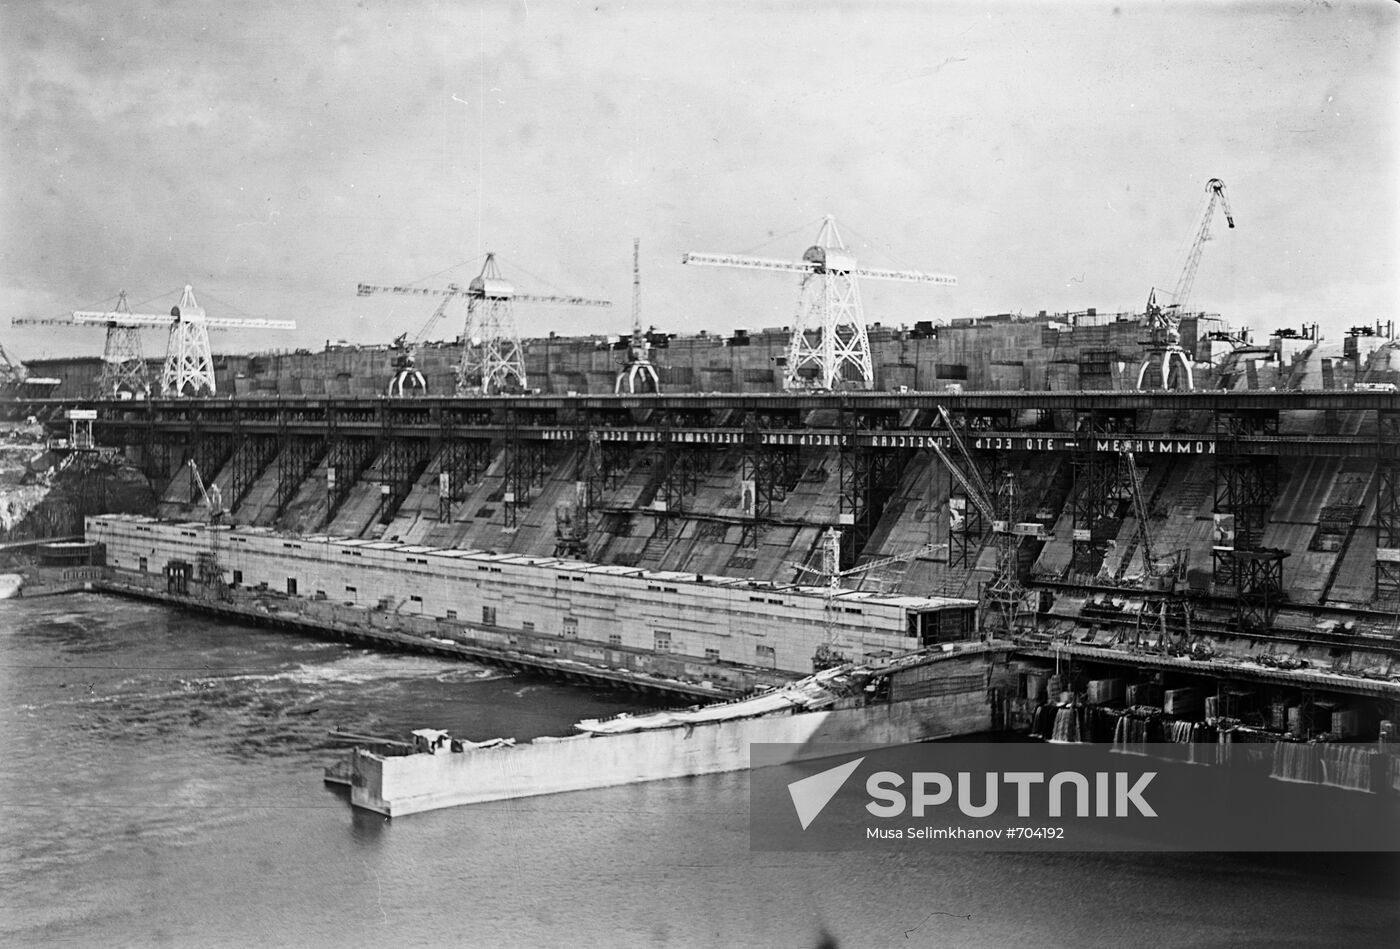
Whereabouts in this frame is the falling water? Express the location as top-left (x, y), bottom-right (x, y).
top-left (1113, 713), bottom-right (1146, 754)
top-left (1048, 704), bottom-right (1083, 744)
top-left (1319, 744), bottom-right (1375, 792)
top-left (1271, 742), bottom-right (1321, 785)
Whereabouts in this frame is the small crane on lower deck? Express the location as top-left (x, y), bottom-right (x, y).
top-left (187, 459), bottom-right (224, 523)
top-left (790, 528), bottom-right (948, 671)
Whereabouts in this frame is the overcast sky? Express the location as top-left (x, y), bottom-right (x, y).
top-left (2, 0), bottom-right (1395, 360)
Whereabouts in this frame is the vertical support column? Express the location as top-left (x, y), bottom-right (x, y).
top-left (1235, 549), bottom-right (1287, 631)
top-left (142, 403), bottom-right (173, 484)
top-left (228, 434), bottom-right (278, 514)
top-left (739, 417), bottom-right (768, 549)
top-left (940, 409), bottom-right (978, 570)
top-left (274, 434), bottom-right (323, 520)
top-left (437, 409), bottom-right (460, 524)
top-left (981, 472), bottom-right (1027, 638)
top-left (1212, 409), bottom-right (1279, 589)
top-left (436, 407), bottom-right (495, 523)
top-left (836, 404), bottom-right (904, 571)
top-left (1064, 411), bottom-right (1131, 579)
top-left (1376, 410), bottom-right (1400, 603)
top-left (323, 405), bottom-right (376, 526)
top-left (554, 428), bottom-right (600, 557)
top-left (502, 411), bottom-right (524, 529)
top-left (654, 432), bottom-right (709, 540)
top-left (188, 408), bottom-right (233, 500)
top-left (654, 422), bottom-right (678, 541)
top-left (1070, 410), bottom-right (1119, 576)
top-left (501, 411), bottom-right (548, 530)
top-left (375, 403), bottom-right (430, 526)
top-left (945, 443), bottom-right (983, 572)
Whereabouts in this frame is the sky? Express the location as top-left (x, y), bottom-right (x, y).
top-left (2, 0), bottom-right (1396, 361)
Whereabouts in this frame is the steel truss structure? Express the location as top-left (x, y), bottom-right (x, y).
top-left (227, 435), bottom-right (279, 514)
top-left (1377, 410), bottom-right (1400, 603)
top-left (739, 418), bottom-right (800, 549)
top-left (275, 435), bottom-right (324, 520)
top-left (1212, 410), bottom-right (1280, 589)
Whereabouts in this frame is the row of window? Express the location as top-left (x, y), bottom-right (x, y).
top-left (748, 595), bottom-right (787, 606)
top-left (174, 557), bottom-right (779, 665)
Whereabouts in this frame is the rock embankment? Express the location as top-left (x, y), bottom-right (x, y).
top-left (0, 425), bottom-right (157, 541)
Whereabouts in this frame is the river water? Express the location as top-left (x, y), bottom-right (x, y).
top-left (2, 594), bottom-right (1396, 948)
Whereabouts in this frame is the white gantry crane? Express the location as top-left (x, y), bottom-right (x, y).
top-left (14, 290), bottom-right (150, 396)
top-left (357, 253), bottom-right (611, 396)
top-left (615, 238), bottom-right (661, 395)
top-left (683, 215), bottom-right (955, 390)
top-left (1137, 178), bottom-right (1235, 391)
top-left (15, 286), bottom-right (296, 397)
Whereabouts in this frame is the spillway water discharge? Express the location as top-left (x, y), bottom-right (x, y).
top-left (3, 594), bottom-right (1397, 948)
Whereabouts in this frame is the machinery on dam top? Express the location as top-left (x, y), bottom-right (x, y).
top-left (684, 215), bottom-right (956, 392)
top-left (358, 252), bottom-right (611, 397)
top-left (12, 285), bottom-right (296, 398)
top-left (1138, 178), bottom-right (1236, 391)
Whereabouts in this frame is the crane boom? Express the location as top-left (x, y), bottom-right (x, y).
top-left (935, 405), bottom-right (994, 501)
top-left (186, 459), bottom-right (224, 520)
top-left (839, 541), bottom-right (947, 578)
top-left (72, 312), bottom-right (296, 329)
top-left (790, 527), bottom-right (946, 592)
top-left (361, 254), bottom-right (611, 396)
top-left (682, 251), bottom-right (955, 285)
top-left (357, 282), bottom-right (611, 308)
top-left (929, 439), bottom-right (996, 522)
top-left (514, 293), bottom-right (612, 307)
top-left (1121, 451), bottom-right (1157, 574)
top-left (1169, 177), bottom-right (1234, 317)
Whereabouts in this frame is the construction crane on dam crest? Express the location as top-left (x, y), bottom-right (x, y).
top-left (358, 253), bottom-right (611, 396)
top-left (12, 286), bottom-right (296, 397)
top-left (1137, 178), bottom-right (1235, 391)
top-left (683, 215), bottom-right (955, 391)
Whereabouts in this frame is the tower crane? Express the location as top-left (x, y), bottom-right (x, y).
top-left (13, 291), bottom-right (150, 395)
top-left (1138, 178), bottom-right (1235, 391)
top-left (357, 253), bottom-right (611, 395)
top-left (13, 286), bottom-right (296, 397)
top-left (615, 238), bottom-right (661, 394)
top-left (683, 215), bottom-right (955, 390)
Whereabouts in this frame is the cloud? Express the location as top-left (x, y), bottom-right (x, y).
top-left (1, 1), bottom-right (1395, 354)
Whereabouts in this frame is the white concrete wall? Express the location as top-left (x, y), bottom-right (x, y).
top-left (89, 515), bottom-right (977, 675)
top-left (357, 687), bottom-right (993, 816)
